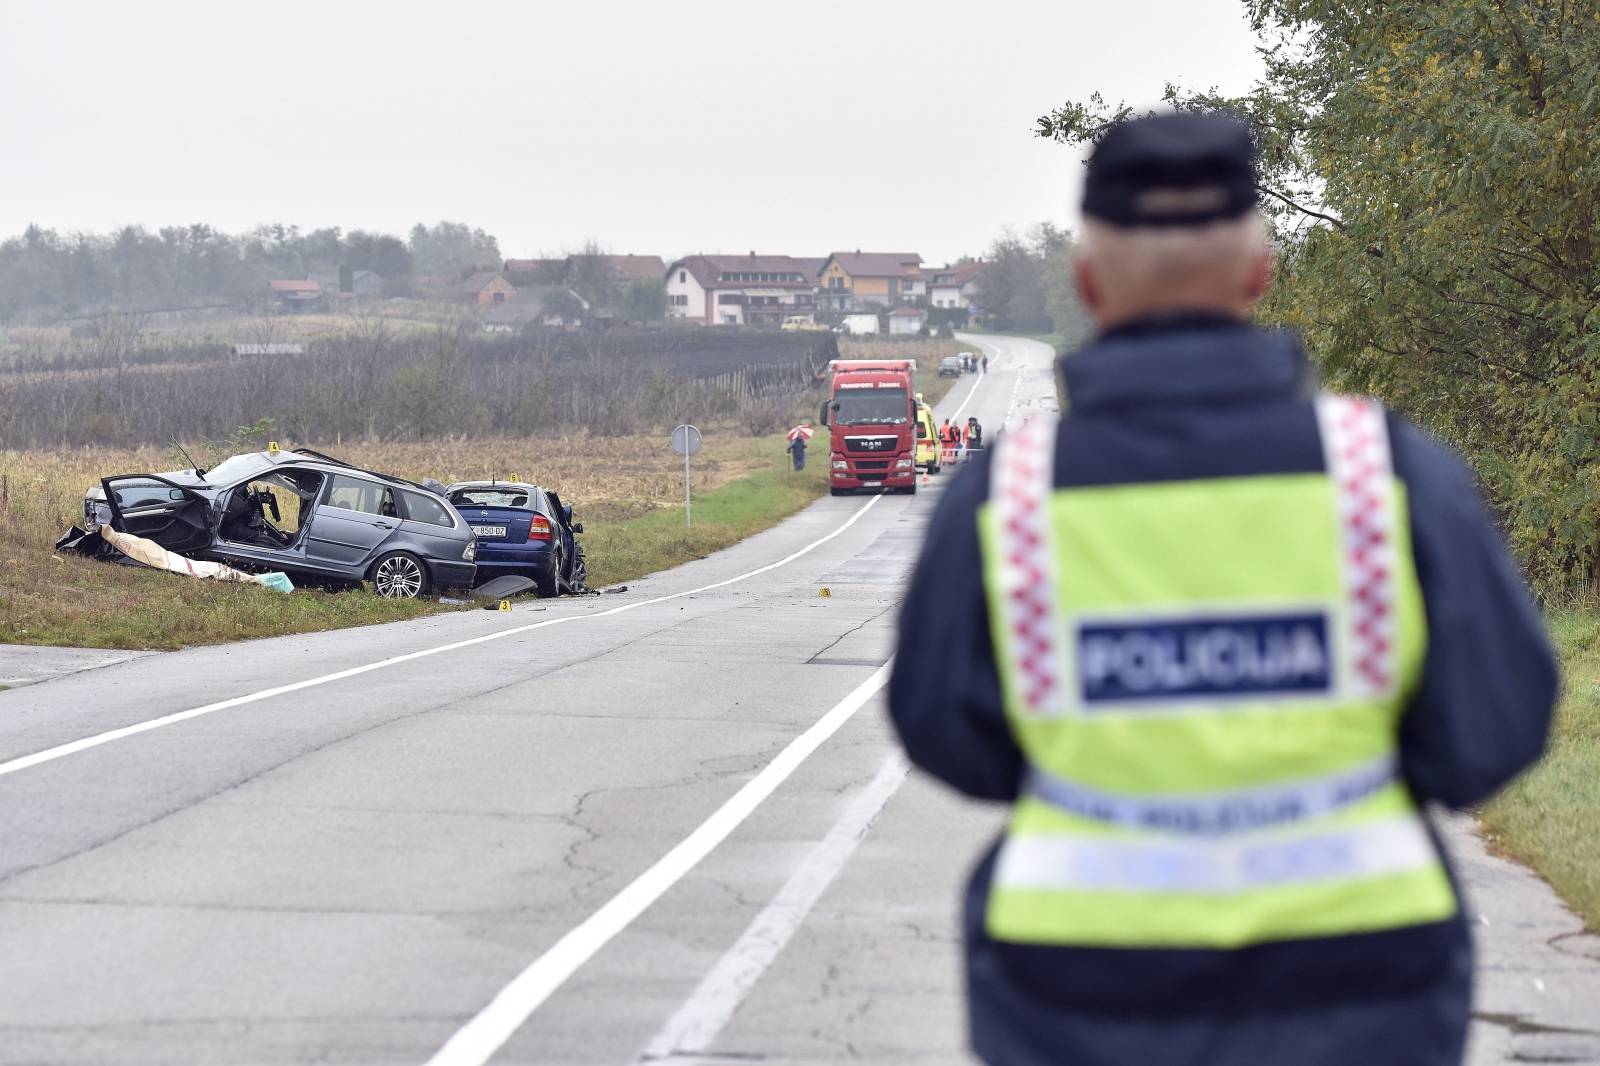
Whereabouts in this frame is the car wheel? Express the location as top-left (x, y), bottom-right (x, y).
top-left (371, 552), bottom-right (430, 599)
top-left (543, 550), bottom-right (564, 598)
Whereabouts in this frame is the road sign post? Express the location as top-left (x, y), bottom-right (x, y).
top-left (671, 424), bottom-right (702, 528)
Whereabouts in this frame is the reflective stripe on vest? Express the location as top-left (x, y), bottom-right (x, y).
top-left (1025, 752), bottom-right (1397, 837)
top-left (991, 417), bottom-right (1065, 717)
top-left (1316, 394), bottom-right (1399, 700)
top-left (993, 814), bottom-right (1436, 893)
top-left (980, 396), bottom-right (1456, 949)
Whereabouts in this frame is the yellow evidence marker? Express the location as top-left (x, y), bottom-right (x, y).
top-left (819, 587), bottom-right (831, 598)
top-left (498, 599), bottom-right (513, 612)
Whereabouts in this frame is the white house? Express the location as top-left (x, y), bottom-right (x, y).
top-left (927, 262), bottom-right (983, 309)
top-left (664, 253), bottom-right (822, 326)
top-left (665, 260), bottom-right (709, 322)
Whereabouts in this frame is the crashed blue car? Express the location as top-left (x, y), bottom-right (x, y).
top-left (445, 482), bottom-right (587, 597)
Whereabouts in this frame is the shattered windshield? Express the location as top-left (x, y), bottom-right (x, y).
top-left (833, 387), bottom-right (909, 426)
top-left (203, 453), bottom-right (275, 487)
top-left (452, 489), bottom-right (533, 509)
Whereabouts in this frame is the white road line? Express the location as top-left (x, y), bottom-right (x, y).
top-left (1006, 363), bottom-right (1025, 425)
top-left (0, 496), bottom-right (886, 780)
top-left (635, 750), bottom-right (909, 1065)
top-left (948, 365), bottom-right (985, 422)
top-left (422, 663), bottom-right (894, 1066)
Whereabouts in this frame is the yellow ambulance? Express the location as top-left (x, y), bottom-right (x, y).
top-left (914, 395), bottom-right (940, 474)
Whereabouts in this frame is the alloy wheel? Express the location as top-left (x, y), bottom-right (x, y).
top-left (374, 555), bottom-right (425, 598)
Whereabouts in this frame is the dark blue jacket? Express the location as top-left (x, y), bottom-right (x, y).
top-left (888, 316), bottom-right (1558, 1066)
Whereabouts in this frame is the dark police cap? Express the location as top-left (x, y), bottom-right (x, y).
top-left (1082, 112), bottom-right (1259, 227)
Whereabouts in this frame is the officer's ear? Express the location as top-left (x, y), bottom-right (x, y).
top-left (1074, 257), bottom-right (1103, 316)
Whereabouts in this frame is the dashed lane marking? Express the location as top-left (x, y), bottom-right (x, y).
top-left (634, 750), bottom-right (909, 1065)
top-left (423, 664), bottom-right (894, 1066)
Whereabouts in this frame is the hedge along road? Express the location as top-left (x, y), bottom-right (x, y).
top-left (0, 335), bottom-right (1048, 1066)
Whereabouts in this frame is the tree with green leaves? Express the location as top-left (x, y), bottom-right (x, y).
top-left (621, 278), bottom-right (666, 323)
top-left (1039, 1), bottom-right (1600, 595)
top-left (406, 221), bottom-right (501, 280)
top-left (977, 224), bottom-right (1069, 334)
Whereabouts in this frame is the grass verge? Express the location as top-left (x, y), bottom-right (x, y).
top-left (583, 438), bottom-right (827, 588)
top-left (0, 430), bottom-right (827, 651)
top-left (1480, 608), bottom-right (1600, 929)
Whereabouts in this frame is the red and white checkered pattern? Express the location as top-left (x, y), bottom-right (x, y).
top-left (1316, 395), bottom-right (1399, 700)
top-left (992, 417), bottom-right (1064, 717)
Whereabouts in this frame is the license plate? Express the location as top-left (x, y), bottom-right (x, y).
top-left (862, 481), bottom-right (882, 488)
top-left (472, 525), bottom-right (508, 538)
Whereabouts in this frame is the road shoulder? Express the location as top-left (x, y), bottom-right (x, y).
top-left (0, 644), bottom-right (159, 689)
top-left (1443, 812), bottom-right (1600, 1063)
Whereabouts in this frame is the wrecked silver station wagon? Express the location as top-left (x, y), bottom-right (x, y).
top-left (76, 448), bottom-right (476, 598)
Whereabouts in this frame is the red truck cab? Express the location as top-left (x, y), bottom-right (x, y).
top-left (819, 359), bottom-right (918, 495)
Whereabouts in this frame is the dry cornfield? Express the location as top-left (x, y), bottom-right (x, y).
top-left (0, 430), bottom-right (777, 552)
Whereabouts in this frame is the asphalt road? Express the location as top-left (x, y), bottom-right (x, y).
top-left (2, 333), bottom-right (1595, 1066)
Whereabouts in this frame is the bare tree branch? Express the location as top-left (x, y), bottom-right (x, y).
top-left (1255, 184), bottom-right (1348, 231)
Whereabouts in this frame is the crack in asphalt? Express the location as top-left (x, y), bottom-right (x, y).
top-left (804, 603), bottom-right (896, 660)
top-left (554, 786), bottom-right (610, 899)
top-left (0, 704), bottom-right (435, 892)
top-left (1548, 927), bottom-right (1600, 962)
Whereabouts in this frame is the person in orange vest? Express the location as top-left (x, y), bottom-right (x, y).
top-left (939, 418), bottom-right (959, 465)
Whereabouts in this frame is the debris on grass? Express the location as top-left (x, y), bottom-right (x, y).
top-left (57, 525), bottom-right (292, 592)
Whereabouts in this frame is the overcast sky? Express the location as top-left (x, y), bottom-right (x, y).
top-left (0, 0), bottom-right (1264, 265)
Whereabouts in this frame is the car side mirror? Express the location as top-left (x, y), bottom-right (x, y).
top-left (168, 488), bottom-right (186, 501)
top-left (819, 401), bottom-right (829, 427)
top-left (573, 522), bottom-right (584, 534)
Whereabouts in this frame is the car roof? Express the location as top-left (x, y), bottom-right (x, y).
top-left (233, 448), bottom-right (441, 496)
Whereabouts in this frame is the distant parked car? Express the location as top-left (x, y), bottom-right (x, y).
top-left (938, 355), bottom-right (962, 377)
top-left (79, 448), bottom-right (476, 598)
top-left (446, 482), bottom-right (587, 597)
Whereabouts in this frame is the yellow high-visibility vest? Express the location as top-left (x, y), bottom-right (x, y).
top-left (978, 397), bottom-right (1456, 949)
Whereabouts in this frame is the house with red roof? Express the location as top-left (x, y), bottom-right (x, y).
top-left (267, 278), bottom-right (321, 311)
top-left (664, 253), bottom-right (821, 326)
top-left (927, 261), bottom-right (984, 310)
top-left (816, 251), bottom-right (923, 311)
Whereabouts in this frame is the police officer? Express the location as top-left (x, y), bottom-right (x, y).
top-left (964, 416), bottom-right (983, 459)
top-left (888, 112), bottom-right (1557, 1066)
